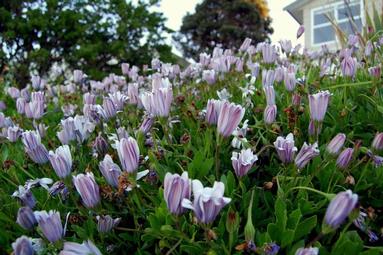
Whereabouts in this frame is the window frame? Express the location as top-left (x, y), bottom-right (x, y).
top-left (311, 0), bottom-right (364, 47)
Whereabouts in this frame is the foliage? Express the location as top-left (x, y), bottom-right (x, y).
top-left (0, 0), bottom-right (174, 84)
top-left (174, 0), bottom-right (273, 59)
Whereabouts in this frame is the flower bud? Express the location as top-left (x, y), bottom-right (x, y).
top-left (73, 173), bottom-right (100, 208)
top-left (116, 137), bottom-right (140, 173)
top-left (17, 206), bottom-right (37, 230)
top-left (93, 134), bottom-right (109, 156)
top-left (206, 99), bottom-right (223, 125)
top-left (96, 215), bottom-right (121, 233)
top-left (264, 105), bottom-right (277, 124)
top-left (308, 90), bottom-right (331, 122)
top-left (164, 172), bottom-right (191, 215)
top-left (99, 154), bottom-right (122, 188)
top-left (336, 148), bottom-right (354, 169)
top-left (372, 132), bottom-right (383, 151)
top-left (21, 131), bottom-right (49, 164)
top-left (296, 25), bottom-right (305, 39)
top-left (12, 236), bottom-right (34, 255)
top-left (324, 190), bottom-right (358, 231)
top-left (49, 145), bottom-right (72, 178)
top-left (326, 133), bottom-right (346, 155)
top-left (217, 101), bottom-right (245, 137)
top-left (295, 247), bottom-right (318, 255)
top-left (34, 210), bottom-right (63, 243)
top-left (139, 116), bottom-right (154, 135)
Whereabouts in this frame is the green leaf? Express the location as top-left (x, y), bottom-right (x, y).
top-left (332, 231), bottom-right (363, 255)
top-left (294, 215), bottom-right (317, 241)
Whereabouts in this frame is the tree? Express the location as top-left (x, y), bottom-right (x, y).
top-left (0, 0), bottom-right (174, 84)
top-left (174, 0), bottom-right (273, 59)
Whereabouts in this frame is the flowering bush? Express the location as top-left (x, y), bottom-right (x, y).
top-left (1, 32), bottom-right (383, 255)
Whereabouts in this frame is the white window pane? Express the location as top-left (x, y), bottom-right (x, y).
top-left (338, 18), bottom-right (362, 34)
top-left (314, 26), bottom-right (335, 44)
top-left (314, 10), bottom-right (334, 25)
top-left (338, 4), bottom-right (360, 20)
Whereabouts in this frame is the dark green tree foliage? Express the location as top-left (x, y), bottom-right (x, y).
top-left (175, 0), bottom-right (273, 59)
top-left (0, 0), bottom-right (174, 83)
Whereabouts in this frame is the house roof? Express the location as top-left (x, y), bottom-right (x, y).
top-left (283, 0), bottom-right (312, 25)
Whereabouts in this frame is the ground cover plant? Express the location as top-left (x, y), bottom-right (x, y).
top-left (1, 30), bottom-right (383, 254)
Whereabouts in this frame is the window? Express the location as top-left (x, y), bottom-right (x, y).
top-left (312, 0), bottom-right (363, 45)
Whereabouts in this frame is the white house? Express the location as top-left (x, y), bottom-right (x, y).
top-left (284, 0), bottom-right (382, 51)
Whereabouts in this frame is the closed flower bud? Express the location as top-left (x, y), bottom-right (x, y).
top-left (296, 25), bottom-right (305, 39)
top-left (34, 210), bottom-right (63, 243)
top-left (127, 83), bottom-right (139, 105)
top-left (73, 173), bottom-right (100, 208)
top-left (341, 56), bottom-right (357, 77)
top-left (206, 99), bottom-right (223, 125)
top-left (48, 145), bottom-right (72, 178)
top-left (21, 131), bottom-right (49, 164)
top-left (217, 101), bottom-right (245, 137)
top-left (262, 69), bottom-right (275, 87)
top-left (261, 43), bottom-right (277, 64)
top-left (372, 132), bottom-right (383, 151)
top-left (164, 172), bottom-right (191, 215)
top-left (327, 133), bottom-right (346, 155)
top-left (295, 247), bottom-right (318, 255)
top-left (280, 40), bottom-right (292, 54)
top-left (99, 154), bottom-right (122, 188)
top-left (231, 149), bottom-right (258, 177)
top-left (264, 104), bottom-right (277, 124)
top-left (8, 87), bottom-right (21, 99)
top-left (141, 87), bottom-right (173, 117)
top-left (324, 190), bottom-right (358, 230)
top-left (116, 137), bottom-right (140, 173)
top-left (202, 70), bottom-right (217, 85)
top-left (31, 75), bottom-right (46, 90)
top-left (365, 40), bottom-right (373, 57)
top-left (308, 90), bottom-right (331, 121)
top-left (73, 70), bottom-right (84, 83)
top-left (16, 97), bottom-right (26, 114)
top-left (336, 148), bottom-right (354, 169)
top-left (93, 134), bottom-right (109, 156)
top-left (12, 236), bottom-right (34, 255)
top-left (182, 180), bottom-right (231, 224)
top-left (96, 215), bottom-right (121, 233)
top-left (83, 93), bottom-right (96, 105)
top-left (274, 133), bottom-right (298, 164)
top-left (368, 66), bottom-right (381, 78)
top-left (264, 85), bottom-right (275, 105)
top-left (99, 97), bottom-right (117, 120)
top-left (17, 206), bottom-right (37, 230)
top-left (295, 142), bottom-right (320, 169)
top-left (139, 116), bottom-right (154, 135)
top-left (284, 71), bottom-right (296, 91)
top-left (7, 126), bottom-right (22, 142)
top-left (308, 120), bottom-right (316, 136)
top-left (108, 91), bottom-right (127, 111)
top-left (239, 38), bottom-right (252, 52)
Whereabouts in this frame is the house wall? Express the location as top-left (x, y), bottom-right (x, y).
top-left (302, 0), bottom-right (383, 51)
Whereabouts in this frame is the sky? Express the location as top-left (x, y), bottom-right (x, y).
top-left (157, 0), bottom-right (304, 54)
